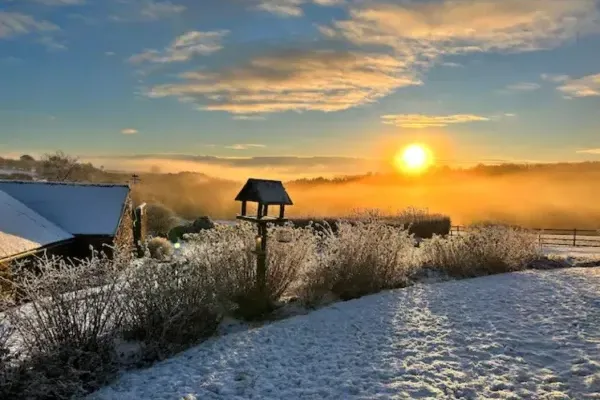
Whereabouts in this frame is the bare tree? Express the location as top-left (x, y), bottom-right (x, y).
top-left (40, 151), bottom-right (80, 181)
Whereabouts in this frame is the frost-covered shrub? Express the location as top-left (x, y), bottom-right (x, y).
top-left (145, 203), bottom-right (178, 237)
top-left (0, 316), bottom-right (15, 394)
top-left (185, 223), bottom-right (315, 319)
top-left (147, 237), bottom-right (174, 260)
top-left (298, 219), bottom-right (419, 304)
top-left (422, 225), bottom-right (541, 277)
top-left (3, 254), bottom-right (127, 399)
top-left (122, 257), bottom-right (221, 361)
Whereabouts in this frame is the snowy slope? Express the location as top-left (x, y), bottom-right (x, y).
top-left (90, 268), bottom-right (600, 400)
top-left (0, 181), bottom-right (129, 235)
top-left (0, 190), bottom-right (73, 260)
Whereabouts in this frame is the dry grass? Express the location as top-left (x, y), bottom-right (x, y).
top-left (121, 257), bottom-right (221, 361)
top-left (422, 225), bottom-right (541, 277)
top-left (297, 218), bottom-right (419, 305)
top-left (147, 237), bottom-right (174, 260)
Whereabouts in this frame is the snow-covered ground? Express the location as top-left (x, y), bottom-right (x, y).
top-left (90, 268), bottom-right (600, 400)
top-left (543, 245), bottom-right (600, 262)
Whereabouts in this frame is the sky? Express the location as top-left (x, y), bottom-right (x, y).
top-left (1, 0), bottom-right (600, 178)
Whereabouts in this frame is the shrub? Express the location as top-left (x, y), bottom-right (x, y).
top-left (0, 313), bottom-right (15, 394)
top-left (185, 223), bottom-right (314, 320)
top-left (297, 218), bottom-right (418, 305)
top-left (422, 225), bottom-right (541, 277)
top-left (145, 203), bottom-right (178, 237)
top-left (3, 254), bottom-right (127, 399)
top-left (147, 237), bottom-right (174, 260)
top-left (122, 257), bottom-right (221, 361)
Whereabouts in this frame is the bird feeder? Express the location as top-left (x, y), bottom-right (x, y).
top-left (235, 178), bottom-right (293, 293)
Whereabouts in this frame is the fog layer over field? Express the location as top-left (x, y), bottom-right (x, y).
top-left (130, 163), bottom-right (600, 229)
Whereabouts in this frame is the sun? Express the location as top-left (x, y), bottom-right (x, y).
top-left (394, 144), bottom-right (433, 174)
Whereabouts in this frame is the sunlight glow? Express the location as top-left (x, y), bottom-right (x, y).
top-left (394, 144), bottom-right (433, 174)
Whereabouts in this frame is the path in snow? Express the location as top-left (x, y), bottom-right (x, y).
top-left (91, 268), bottom-right (600, 400)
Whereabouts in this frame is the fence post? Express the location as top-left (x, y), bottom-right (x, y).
top-left (573, 228), bottom-right (577, 247)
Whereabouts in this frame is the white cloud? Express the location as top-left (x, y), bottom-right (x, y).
top-left (576, 148), bottom-right (600, 154)
top-left (31, 0), bottom-right (85, 5)
top-left (225, 144), bottom-right (267, 150)
top-left (0, 12), bottom-right (58, 39)
top-left (541, 73), bottom-right (570, 83)
top-left (256, 0), bottom-right (345, 17)
top-left (130, 30), bottom-right (229, 64)
top-left (146, 50), bottom-right (420, 115)
top-left (504, 82), bottom-right (541, 92)
top-left (381, 114), bottom-right (490, 128)
top-left (121, 128), bottom-right (138, 134)
top-left (105, 51), bottom-right (116, 56)
top-left (442, 62), bottom-right (463, 68)
top-left (557, 73), bottom-right (600, 98)
top-left (323, 0), bottom-right (599, 64)
top-left (140, 1), bottom-right (185, 21)
top-left (38, 36), bottom-right (67, 52)
top-left (232, 115), bottom-right (267, 121)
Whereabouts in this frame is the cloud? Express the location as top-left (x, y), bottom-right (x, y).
top-left (381, 114), bottom-right (490, 128)
top-left (30, 0), bottom-right (85, 5)
top-left (576, 148), bottom-right (600, 154)
top-left (0, 12), bottom-right (58, 39)
top-left (323, 0), bottom-right (599, 62)
top-left (111, 1), bottom-right (185, 22)
top-left (504, 82), bottom-right (541, 92)
top-left (442, 62), bottom-right (463, 68)
top-left (105, 51), bottom-right (116, 56)
top-left (38, 36), bottom-right (68, 52)
top-left (256, 0), bottom-right (345, 17)
top-left (232, 115), bottom-right (266, 121)
top-left (557, 73), bottom-right (600, 98)
top-left (541, 73), bottom-right (570, 83)
top-left (146, 49), bottom-right (420, 115)
top-left (129, 30), bottom-right (229, 64)
top-left (121, 128), bottom-right (138, 134)
top-left (225, 144), bottom-right (267, 150)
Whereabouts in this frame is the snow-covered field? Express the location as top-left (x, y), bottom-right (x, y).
top-left (90, 268), bottom-right (600, 400)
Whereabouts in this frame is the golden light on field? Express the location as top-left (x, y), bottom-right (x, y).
top-left (394, 144), bottom-right (433, 174)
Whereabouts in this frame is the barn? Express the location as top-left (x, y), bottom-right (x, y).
top-left (0, 181), bottom-right (135, 266)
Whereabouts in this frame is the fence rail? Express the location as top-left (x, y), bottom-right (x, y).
top-left (450, 226), bottom-right (600, 248)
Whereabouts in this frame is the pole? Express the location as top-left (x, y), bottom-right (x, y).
top-left (573, 228), bottom-right (577, 247)
top-left (256, 222), bottom-right (268, 300)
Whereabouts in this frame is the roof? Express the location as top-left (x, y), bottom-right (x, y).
top-left (0, 181), bottom-right (130, 236)
top-left (235, 178), bottom-right (293, 205)
top-left (0, 190), bottom-right (74, 261)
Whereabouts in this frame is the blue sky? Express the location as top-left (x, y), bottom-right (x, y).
top-left (1, 0), bottom-right (600, 177)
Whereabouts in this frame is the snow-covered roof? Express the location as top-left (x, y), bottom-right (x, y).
top-left (0, 190), bottom-right (74, 260)
top-left (0, 181), bottom-right (130, 236)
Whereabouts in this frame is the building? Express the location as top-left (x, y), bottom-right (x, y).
top-left (0, 181), bottom-right (135, 266)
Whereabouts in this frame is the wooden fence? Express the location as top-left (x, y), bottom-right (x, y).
top-left (450, 226), bottom-right (600, 248)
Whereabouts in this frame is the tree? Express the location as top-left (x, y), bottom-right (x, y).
top-left (40, 151), bottom-right (80, 181)
top-left (19, 154), bottom-right (35, 162)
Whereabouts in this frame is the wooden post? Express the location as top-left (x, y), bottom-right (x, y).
top-left (264, 204), bottom-right (269, 217)
top-left (573, 228), bottom-right (577, 247)
top-left (279, 205), bottom-right (285, 219)
top-left (256, 222), bottom-right (268, 300)
top-left (257, 203), bottom-right (264, 219)
top-left (241, 201), bottom-right (247, 216)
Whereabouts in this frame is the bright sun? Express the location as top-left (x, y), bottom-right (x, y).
top-left (394, 144), bottom-right (433, 174)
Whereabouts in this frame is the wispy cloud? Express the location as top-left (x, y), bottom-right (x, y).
top-left (121, 128), bottom-right (138, 134)
top-left (38, 36), bottom-right (67, 52)
top-left (255, 0), bottom-right (345, 17)
top-left (322, 0), bottom-right (599, 65)
top-left (442, 62), bottom-right (463, 68)
top-left (146, 49), bottom-right (420, 115)
top-left (0, 12), bottom-right (58, 39)
top-left (541, 73), bottom-right (570, 83)
top-left (381, 114), bottom-right (490, 129)
top-left (576, 148), bottom-right (600, 155)
top-left (557, 73), bottom-right (600, 98)
top-left (225, 144), bottom-right (267, 150)
top-left (503, 82), bottom-right (542, 92)
top-left (105, 51), bottom-right (116, 56)
top-left (30, 0), bottom-right (85, 5)
top-left (111, 0), bottom-right (185, 22)
top-left (129, 30), bottom-right (229, 64)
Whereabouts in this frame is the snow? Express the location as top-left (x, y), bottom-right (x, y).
top-left (0, 181), bottom-right (130, 235)
top-left (0, 189), bottom-right (73, 260)
top-left (90, 268), bottom-right (600, 400)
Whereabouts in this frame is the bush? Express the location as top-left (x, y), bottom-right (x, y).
top-left (145, 203), bottom-right (178, 237)
top-left (122, 258), bottom-right (221, 361)
top-left (147, 237), bottom-right (174, 260)
top-left (0, 314), bottom-right (15, 394)
top-left (184, 223), bottom-right (314, 320)
top-left (3, 254), bottom-right (127, 399)
top-left (422, 225), bottom-right (541, 277)
top-left (297, 218), bottom-right (418, 305)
